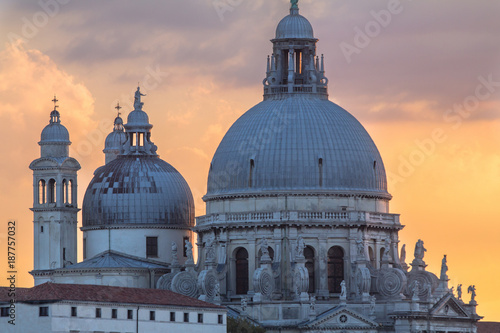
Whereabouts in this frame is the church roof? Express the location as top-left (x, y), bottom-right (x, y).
top-left (0, 283), bottom-right (224, 309)
top-left (206, 96), bottom-right (389, 200)
top-left (477, 322), bottom-right (500, 333)
top-left (64, 250), bottom-right (169, 269)
top-left (82, 155), bottom-right (194, 228)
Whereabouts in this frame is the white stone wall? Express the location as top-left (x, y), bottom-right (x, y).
top-left (83, 228), bottom-right (194, 264)
top-left (0, 301), bottom-right (226, 333)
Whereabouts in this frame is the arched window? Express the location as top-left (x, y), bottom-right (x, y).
top-left (369, 246), bottom-right (376, 268)
top-left (69, 179), bottom-right (74, 205)
top-left (305, 246), bottom-right (315, 293)
top-left (47, 179), bottom-right (56, 204)
top-left (380, 248), bottom-right (385, 267)
top-left (235, 248), bottom-right (249, 295)
top-left (38, 179), bottom-right (46, 204)
top-left (327, 246), bottom-right (344, 293)
top-left (62, 179), bottom-right (68, 204)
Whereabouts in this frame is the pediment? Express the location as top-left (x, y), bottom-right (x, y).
top-left (60, 158), bottom-right (81, 169)
top-left (30, 157), bottom-right (81, 170)
top-left (30, 157), bottom-right (60, 169)
top-left (430, 293), bottom-right (470, 318)
top-left (302, 306), bottom-right (378, 330)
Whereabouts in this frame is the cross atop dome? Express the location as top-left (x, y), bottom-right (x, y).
top-left (49, 95), bottom-right (61, 124)
top-left (115, 102), bottom-right (122, 118)
top-left (52, 95), bottom-right (59, 111)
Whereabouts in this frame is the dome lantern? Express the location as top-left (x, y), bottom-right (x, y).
top-left (263, 0), bottom-right (328, 100)
top-left (103, 102), bottom-right (127, 164)
top-left (39, 96), bottom-right (71, 158)
top-left (122, 87), bottom-right (158, 156)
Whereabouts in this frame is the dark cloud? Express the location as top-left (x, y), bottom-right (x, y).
top-left (2, 0), bottom-right (499, 122)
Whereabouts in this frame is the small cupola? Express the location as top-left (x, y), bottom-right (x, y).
top-left (39, 96), bottom-right (71, 158)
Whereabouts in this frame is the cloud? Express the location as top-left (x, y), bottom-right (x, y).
top-left (0, 41), bottom-right (95, 226)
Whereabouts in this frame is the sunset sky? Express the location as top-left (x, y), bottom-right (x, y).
top-left (0, 0), bottom-right (499, 321)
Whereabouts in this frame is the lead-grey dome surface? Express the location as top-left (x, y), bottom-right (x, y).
top-left (206, 95), bottom-right (390, 199)
top-left (83, 155), bottom-right (194, 228)
top-left (275, 12), bottom-right (314, 39)
top-left (40, 122), bottom-right (70, 143)
top-left (104, 130), bottom-right (126, 150)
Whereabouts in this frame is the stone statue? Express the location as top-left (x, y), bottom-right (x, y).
top-left (241, 297), bottom-right (248, 312)
top-left (134, 86), bottom-right (146, 110)
top-left (309, 295), bottom-right (316, 312)
top-left (414, 239), bottom-right (426, 260)
top-left (260, 238), bottom-right (269, 257)
top-left (214, 282), bottom-right (221, 297)
top-left (383, 238), bottom-right (391, 259)
top-left (171, 241), bottom-right (179, 265)
top-left (296, 236), bottom-right (305, 258)
top-left (185, 239), bottom-right (194, 264)
top-left (356, 236), bottom-right (365, 258)
top-left (425, 282), bottom-right (433, 299)
top-left (468, 285), bottom-right (476, 302)
top-left (440, 255), bottom-right (448, 280)
top-left (205, 237), bottom-right (216, 261)
top-left (457, 284), bottom-right (462, 301)
top-left (370, 295), bottom-right (376, 315)
top-left (400, 244), bottom-right (407, 264)
top-left (412, 281), bottom-right (420, 299)
top-left (340, 280), bottom-right (347, 298)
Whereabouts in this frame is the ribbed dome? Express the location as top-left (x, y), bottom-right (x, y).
top-left (127, 110), bottom-right (150, 126)
top-left (275, 11), bottom-right (314, 39)
top-left (104, 130), bottom-right (126, 150)
top-left (82, 155), bottom-right (194, 228)
top-left (40, 123), bottom-right (70, 143)
top-left (206, 95), bottom-right (390, 199)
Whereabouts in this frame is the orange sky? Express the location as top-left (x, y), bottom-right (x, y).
top-left (0, 0), bottom-right (499, 321)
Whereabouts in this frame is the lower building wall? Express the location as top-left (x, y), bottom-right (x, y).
top-left (0, 302), bottom-right (226, 333)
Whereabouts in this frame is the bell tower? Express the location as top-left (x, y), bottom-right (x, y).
top-left (29, 97), bottom-right (81, 282)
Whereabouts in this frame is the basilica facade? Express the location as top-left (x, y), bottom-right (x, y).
top-left (28, 1), bottom-right (481, 332)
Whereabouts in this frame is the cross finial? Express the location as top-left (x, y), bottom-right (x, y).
top-left (115, 102), bottom-right (122, 117)
top-left (52, 95), bottom-right (59, 110)
top-left (291, 0), bottom-right (299, 10)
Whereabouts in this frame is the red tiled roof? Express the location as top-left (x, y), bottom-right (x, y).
top-left (0, 283), bottom-right (223, 310)
top-left (478, 322), bottom-right (500, 333)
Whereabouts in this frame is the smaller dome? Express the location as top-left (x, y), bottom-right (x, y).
top-left (40, 111), bottom-right (70, 144)
top-left (104, 131), bottom-right (126, 150)
top-left (114, 116), bottom-right (124, 125)
top-left (275, 11), bottom-right (314, 39)
top-left (127, 110), bottom-right (149, 126)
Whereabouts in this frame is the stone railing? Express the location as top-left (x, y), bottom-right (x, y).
top-left (196, 210), bottom-right (400, 227)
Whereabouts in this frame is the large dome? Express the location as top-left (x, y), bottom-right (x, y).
top-left (83, 155), bottom-right (194, 228)
top-left (206, 95), bottom-right (390, 199)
